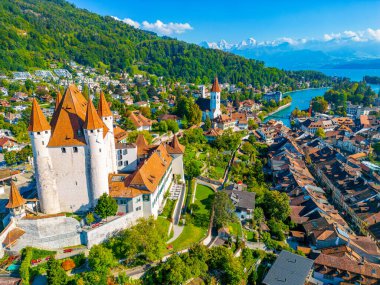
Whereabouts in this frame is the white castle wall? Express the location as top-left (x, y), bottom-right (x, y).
top-left (49, 146), bottom-right (92, 213)
top-left (210, 91), bottom-right (221, 119)
top-left (84, 211), bottom-right (143, 248)
top-left (85, 128), bottom-right (109, 206)
top-left (102, 115), bottom-right (117, 174)
top-left (30, 130), bottom-right (61, 214)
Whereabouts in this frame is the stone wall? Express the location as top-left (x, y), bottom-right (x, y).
top-left (83, 211), bottom-right (143, 248)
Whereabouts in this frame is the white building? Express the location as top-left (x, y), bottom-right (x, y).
top-left (196, 77), bottom-right (222, 120)
top-left (29, 85), bottom-right (117, 214)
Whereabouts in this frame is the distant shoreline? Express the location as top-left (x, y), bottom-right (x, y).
top-left (263, 102), bottom-right (292, 119)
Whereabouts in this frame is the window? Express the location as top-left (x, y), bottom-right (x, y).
top-left (136, 206), bottom-right (141, 211)
top-left (123, 149), bottom-right (128, 155)
top-left (99, 148), bottom-right (102, 152)
top-left (118, 161), bottom-right (123, 166)
top-left (90, 130), bottom-right (94, 133)
top-left (124, 161), bottom-right (129, 166)
top-left (37, 132), bottom-right (41, 135)
top-left (73, 147), bottom-right (78, 153)
top-left (143, 194), bottom-right (150, 202)
top-left (61, 147), bottom-right (66, 153)
top-left (42, 141), bottom-right (44, 145)
top-left (45, 131), bottom-right (48, 134)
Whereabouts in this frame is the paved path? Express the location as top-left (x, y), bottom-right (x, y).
top-left (166, 224), bottom-right (184, 244)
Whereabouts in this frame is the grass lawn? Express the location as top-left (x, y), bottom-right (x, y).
top-left (168, 224), bottom-right (207, 252)
top-left (229, 222), bottom-right (243, 237)
top-left (165, 185), bottom-right (214, 253)
top-left (160, 199), bottom-right (175, 220)
top-left (245, 230), bottom-right (255, 241)
top-left (156, 216), bottom-right (171, 240)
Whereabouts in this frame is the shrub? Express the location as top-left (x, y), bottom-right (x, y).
top-left (61, 259), bottom-right (76, 271)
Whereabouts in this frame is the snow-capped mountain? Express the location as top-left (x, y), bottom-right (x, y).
top-left (199, 33), bottom-right (380, 70)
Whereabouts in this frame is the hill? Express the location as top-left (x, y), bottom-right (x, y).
top-left (0, 0), bottom-right (329, 86)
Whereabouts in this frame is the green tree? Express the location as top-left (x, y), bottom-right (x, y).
top-left (94, 193), bottom-right (118, 220)
top-left (88, 244), bottom-right (116, 274)
top-left (204, 116), bottom-right (211, 130)
top-left (259, 190), bottom-right (290, 222)
top-left (315, 127), bottom-right (326, 139)
top-left (166, 119), bottom-right (179, 133)
top-left (86, 212), bottom-right (95, 225)
top-left (47, 257), bottom-right (68, 285)
top-left (213, 192), bottom-right (237, 229)
top-left (312, 96), bottom-right (328, 113)
top-left (185, 160), bottom-right (201, 179)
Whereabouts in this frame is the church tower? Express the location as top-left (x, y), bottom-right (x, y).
top-left (97, 92), bottom-right (117, 174)
top-left (28, 99), bottom-right (60, 214)
top-left (210, 77), bottom-right (221, 119)
top-left (84, 99), bottom-right (109, 206)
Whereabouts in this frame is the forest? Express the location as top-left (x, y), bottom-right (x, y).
top-left (0, 0), bottom-right (332, 87)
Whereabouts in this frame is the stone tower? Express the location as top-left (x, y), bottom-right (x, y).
top-left (210, 76), bottom-right (221, 119)
top-left (97, 92), bottom-right (117, 174)
top-left (84, 99), bottom-right (109, 206)
top-left (28, 99), bottom-right (61, 214)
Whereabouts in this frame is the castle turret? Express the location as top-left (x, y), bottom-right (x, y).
top-left (6, 181), bottom-right (26, 219)
top-left (97, 92), bottom-right (117, 174)
top-left (84, 99), bottom-right (109, 206)
top-left (55, 91), bottom-right (62, 110)
top-left (210, 77), bottom-right (221, 119)
top-left (28, 99), bottom-right (60, 214)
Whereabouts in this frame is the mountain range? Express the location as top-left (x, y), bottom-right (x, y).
top-left (200, 35), bottom-right (380, 70)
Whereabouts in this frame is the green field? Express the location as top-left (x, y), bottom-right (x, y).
top-left (167, 185), bottom-right (214, 252)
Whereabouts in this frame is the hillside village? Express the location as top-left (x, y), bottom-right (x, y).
top-left (0, 58), bottom-right (378, 285)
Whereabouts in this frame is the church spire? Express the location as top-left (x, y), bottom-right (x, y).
top-left (211, 76), bottom-right (221, 92)
top-left (28, 98), bottom-right (51, 132)
top-left (84, 99), bottom-right (104, 130)
top-left (97, 91), bottom-right (112, 117)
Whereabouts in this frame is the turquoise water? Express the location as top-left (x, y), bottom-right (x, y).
top-left (317, 69), bottom-right (380, 82)
top-left (264, 88), bottom-right (329, 126)
top-left (7, 264), bottom-right (20, 271)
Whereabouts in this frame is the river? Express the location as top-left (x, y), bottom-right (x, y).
top-left (264, 88), bottom-right (329, 126)
top-left (264, 69), bottom-right (380, 126)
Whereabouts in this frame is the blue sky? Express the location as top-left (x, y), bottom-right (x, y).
top-left (70, 0), bottom-right (380, 44)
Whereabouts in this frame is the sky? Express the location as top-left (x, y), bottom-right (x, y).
top-left (69, 0), bottom-right (380, 44)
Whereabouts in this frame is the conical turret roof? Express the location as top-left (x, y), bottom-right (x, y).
top-left (6, 181), bottom-right (26, 209)
top-left (28, 98), bottom-right (51, 132)
top-left (211, 76), bottom-right (221, 92)
top-left (55, 91), bottom-right (62, 110)
top-left (84, 99), bottom-right (105, 130)
top-left (97, 91), bottom-right (112, 117)
top-left (166, 134), bottom-right (185, 154)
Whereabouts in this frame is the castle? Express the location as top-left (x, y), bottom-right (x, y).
top-left (196, 77), bottom-right (222, 120)
top-left (28, 84), bottom-right (184, 216)
top-left (0, 84), bottom-right (185, 254)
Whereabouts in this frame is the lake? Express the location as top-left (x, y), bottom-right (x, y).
top-left (264, 88), bottom-right (329, 126)
top-left (264, 69), bottom-right (380, 126)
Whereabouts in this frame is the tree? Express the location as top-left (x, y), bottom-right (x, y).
top-left (139, 106), bottom-right (151, 118)
top-left (253, 206), bottom-right (264, 226)
top-left (61, 259), bottom-right (76, 271)
top-left (126, 130), bottom-right (153, 144)
top-left (204, 116), bottom-right (211, 130)
top-left (94, 193), bottom-right (118, 220)
top-left (88, 244), bottom-right (116, 274)
top-left (259, 190), bottom-right (290, 222)
top-left (86, 212), bottom-right (95, 225)
top-left (185, 160), bottom-right (201, 179)
top-left (120, 117), bottom-right (136, 131)
top-left (166, 119), bottom-right (179, 133)
top-left (315, 127), bottom-right (326, 139)
top-left (373, 142), bottom-right (380, 156)
top-left (213, 192), bottom-right (237, 229)
top-left (47, 257), bottom-right (68, 285)
top-left (312, 96), bottom-right (328, 113)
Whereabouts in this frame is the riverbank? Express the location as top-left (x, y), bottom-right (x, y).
top-left (263, 102), bottom-right (292, 119)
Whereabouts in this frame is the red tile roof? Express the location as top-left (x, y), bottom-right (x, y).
top-left (211, 77), bottom-right (221, 92)
top-left (97, 91), bottom-right (112, 117)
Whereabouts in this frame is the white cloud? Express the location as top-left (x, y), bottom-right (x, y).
top-left (367, 28), bottom-right (380, 41)
top-left (142, 20), bottom-right (193, 35)
top-left (323, 32), bottom-right (341, 41)
top-left (112, 16), bottom-right (193, 35)
top-left (121, 18), bottom-right (140, 29)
